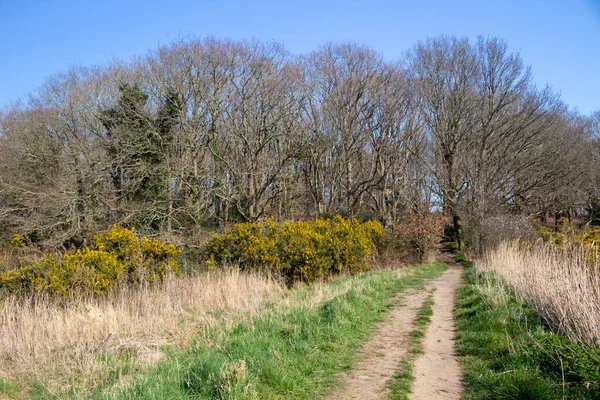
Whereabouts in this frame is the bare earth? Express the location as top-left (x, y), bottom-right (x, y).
top-left (329, 255), bottom-right (463, 400)
top-left (330, 289), bottom-right (430, 400)
top-left (410, 258), bottom-right (463, 399)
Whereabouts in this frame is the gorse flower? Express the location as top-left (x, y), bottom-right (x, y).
top-left (10, 234), bottom-right (25, 247)
top-left (536, 219), bottom-right (600, 265)
top-left (204, 217), bottom-right (383, 283)
top-left (0, 225), bottom-right (181, 298)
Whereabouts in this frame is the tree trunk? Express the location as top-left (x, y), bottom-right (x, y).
top-left (166, 172), bottom-right (173, 234)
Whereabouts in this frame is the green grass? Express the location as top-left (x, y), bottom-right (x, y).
top-left (0, 379), bottom-right (20, 398)
top-left (454, 255), bottom-right (600, 400)
top-left (388, 291), bottom-right (436, 399)
top-left (387, 360), bottom-right (414, 400)
top-left (414, 296), bottom-right (434, 328)
top-left (35, 262), bottom-right (446, 399)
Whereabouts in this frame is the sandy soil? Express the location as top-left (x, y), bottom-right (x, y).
top-left (329, 289), bottom-right (430, 400)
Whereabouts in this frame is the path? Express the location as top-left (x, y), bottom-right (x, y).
top-left (329, 252), bottom-right (463, 400)
top-left (329, 289), bottom-right (429, 400)
top-left (410, 252), bottom-right (463, 399)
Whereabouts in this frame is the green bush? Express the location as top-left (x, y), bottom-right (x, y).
top-left (0, 225), bottom-right (181, 298)
top-left (204, 216), bottom-right (384, 283)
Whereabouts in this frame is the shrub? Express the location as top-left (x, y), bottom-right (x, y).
top-left (389, 212), bottom-right (446, 262)
top-left (204, 216), bottom-right (383, 283)
top-left (0, 225), bottom-right (181, 298)
top-left (10, 234), bottom-right (25, 247)
top-left (203, 221), bottom-right (278, 271)
top-left (0, 233), bottom-right (38, 275)
top-left (535, 219), bottom-right (600, 265)
top-left (536, 217), bottom-right (572, 247)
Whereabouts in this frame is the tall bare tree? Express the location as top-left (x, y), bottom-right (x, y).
top-left (0, 35), bottom-right (593, 251)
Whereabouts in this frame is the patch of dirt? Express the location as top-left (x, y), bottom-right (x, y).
top-left (410, 253), bottom-right (463, 399)
top-left (329, 289), bottom-right (429, 400)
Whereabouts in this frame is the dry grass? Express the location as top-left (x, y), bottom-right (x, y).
top-left (0, 263), bottom-right (400, 396)
top-left (0, 269), bottom-right (285, 395)
top-left (478, 241), bottom-right (600, 346)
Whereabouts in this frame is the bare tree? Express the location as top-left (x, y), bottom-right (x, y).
top-left (408, 36), bottom-right (479, 246)
top-left (464, 37), bottom-right (561, 249)
top-left (211, 41), bottom-right (303, 221)
top-left (0, 35), bottom-right (593, 251)
top-left (301, 43), bottom-right (392, 217)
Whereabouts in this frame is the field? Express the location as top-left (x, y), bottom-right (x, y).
top-left (3, 217), bottom-right (600, 399)
top-left (1, 262), bottom-right (447, 399)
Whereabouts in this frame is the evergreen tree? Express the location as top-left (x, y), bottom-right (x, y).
top-left (100, 85), bottom-right (181, 230)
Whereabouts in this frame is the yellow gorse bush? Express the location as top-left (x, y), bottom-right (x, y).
top-left (536, 218), bottom-right (572, 247)
top-left (0, 225), bottom-right (181, 298)
top-left (574, 226), bottom-right (600, 248)
top-left (204, 216), bottom-right (383, 283)
top-left (10, 234), bottom-right (25, 247)
top-left (535, 218), bottom-right (600, 265)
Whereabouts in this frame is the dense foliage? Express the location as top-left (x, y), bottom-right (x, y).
top-left (0, 225), bottom-right (180, 298)
top-left (204, 216), bottom-right (383, 283)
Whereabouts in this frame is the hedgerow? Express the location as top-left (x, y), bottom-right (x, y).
top-left (203, 216), bottom-right (384, 283)
top-left (0, 225), bottom-right (180, 298)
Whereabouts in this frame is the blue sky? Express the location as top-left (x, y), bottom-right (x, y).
top-left (1, 0), bottom-right (599, 114)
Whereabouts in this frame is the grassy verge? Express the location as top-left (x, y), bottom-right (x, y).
top-left (454, 254), bottom-right (600, 400)
top-left (0, 380), bottom-right (20, 399)
top-left (28, 262), bottom-right (446, 399)
top-left (387, 291), bottom-right (436, 400)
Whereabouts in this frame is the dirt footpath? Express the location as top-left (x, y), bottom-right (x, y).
top-left (329, 257), bottom-right (463, 400)
top-left (329, 289), bottom-right (430, 400)
top-left (410, 260), bottom-right (463, 399)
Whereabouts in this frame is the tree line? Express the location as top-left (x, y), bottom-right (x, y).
top-left (0, 35), bottom-right (598, 250)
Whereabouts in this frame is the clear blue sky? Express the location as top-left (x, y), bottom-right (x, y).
top-left (1, 0), bottom-right (599, 114)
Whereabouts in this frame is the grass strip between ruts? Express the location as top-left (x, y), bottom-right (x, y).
top-left (387, 290), bottom-right (436, 399)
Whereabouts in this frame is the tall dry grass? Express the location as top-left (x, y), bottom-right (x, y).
top-left (0, 262), bottom-right (393, 396)
top-left (478, 241), bottom-right (600, 346)
top-left (0, 269), bottom-right (284, 394)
